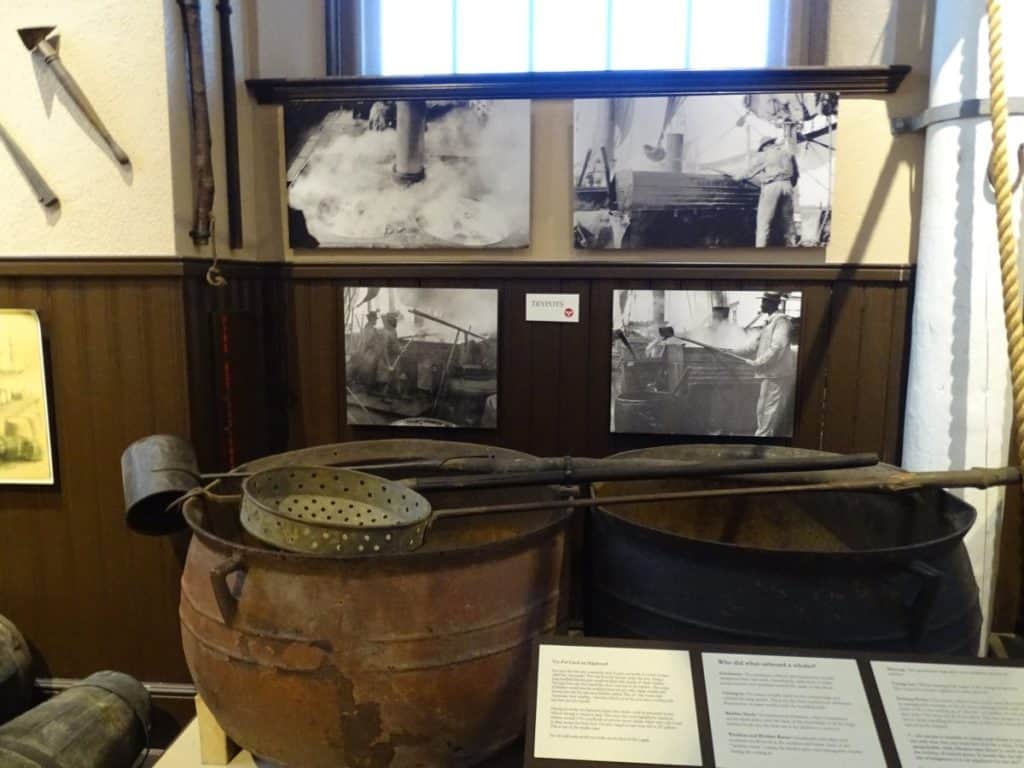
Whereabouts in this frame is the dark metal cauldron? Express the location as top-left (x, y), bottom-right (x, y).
top-left (180, 440), bottom-right (571, 768)
top-left (588, 445), bottom-right (981, 655)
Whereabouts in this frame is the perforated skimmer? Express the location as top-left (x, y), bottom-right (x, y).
top-left (240, 467), bottom-right (435, 555)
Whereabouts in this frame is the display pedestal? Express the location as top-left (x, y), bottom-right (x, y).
top-left (155, 719), bottom-right (255, 767)
top-left (156, 695), bottom-right (524, 766)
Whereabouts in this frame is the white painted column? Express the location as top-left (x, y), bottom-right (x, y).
top-left (903, 0), bottom-right (1024, 649)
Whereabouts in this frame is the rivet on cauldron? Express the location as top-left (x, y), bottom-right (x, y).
top-left (385, 534), bottom-right (392, 541)
top-left (358, 545), bottom-right (364, 552)
top-left (374, 545), bottom-right (380, 552)
top-left (364, 535), bottom-right (370, 541)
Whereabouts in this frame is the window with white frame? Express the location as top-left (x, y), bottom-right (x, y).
top-left (345, 0), bottom-right (796, 76)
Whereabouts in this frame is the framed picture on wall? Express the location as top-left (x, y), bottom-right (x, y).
top-left (0, 309), bottom-right (55, 485)
top-left (344, 286), bottom-right (499, 429)
top-left (285, 100), bottom-right (531, 249)
top-left (611, 289), bottom-right (801, 438)
top-left (574, 93), bottom-right (838, 250)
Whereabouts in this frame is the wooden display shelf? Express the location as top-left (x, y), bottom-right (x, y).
top-left (157, 695), bottom-right (523, 766)
top-left (156, 721), bottom-right (252, 767)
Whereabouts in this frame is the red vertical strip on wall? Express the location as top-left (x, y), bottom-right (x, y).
top-left (220, 313), bottom-right (237, 468)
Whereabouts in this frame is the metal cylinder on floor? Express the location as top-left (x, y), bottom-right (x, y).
top-left (0, 671), bottom-right (151, 767)
top-left (0, 615), bottom-right (32, 725)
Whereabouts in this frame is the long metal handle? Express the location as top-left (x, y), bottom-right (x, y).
top-left (674, 334), bottom-right (751, 363)
top-left (407, 452), bottom-right (880, 492)
top-left (0, 123), bottom-right (58, 207)
top-left (37, 41), bottom-right (130, 166)
top-left (434, 465), bottom-right (1023, 521)
top-left (216, 0), bottom-right (243, 249)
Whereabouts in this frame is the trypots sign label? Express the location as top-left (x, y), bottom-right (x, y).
top-left (525, 293), bottom-right (580, 323)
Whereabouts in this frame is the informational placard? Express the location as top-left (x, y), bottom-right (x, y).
top-left (702, 653), bottom-right (885, 768)
top-left (526, 293), bottom-right (580, 323)
top-left (872, 661), bottom-right (1024, 768)
top-left (526, 637), bottom-right (1024, 768)
top-left (533, 644), bottom-right (702, 766)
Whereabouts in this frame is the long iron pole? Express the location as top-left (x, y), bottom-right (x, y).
top-left (178, 0), bottom-right (215, 245)
top-left (216, 0), bottom-right (243, 249)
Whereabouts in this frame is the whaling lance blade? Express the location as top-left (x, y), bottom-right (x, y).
top-left (18, 25), bottom-right (131, 166)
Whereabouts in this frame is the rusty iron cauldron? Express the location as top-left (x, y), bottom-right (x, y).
top-left (587, 444), bottom-right (982, 655)
top-left (179, 440), bottom-right (572, 768)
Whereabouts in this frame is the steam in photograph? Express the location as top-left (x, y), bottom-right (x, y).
top-left (286, 100), bottom-right (530, 249)
top-left (575, 94), bottom-right (837, 249)
top-left (345, 287), bottom-right (499, 428)
top-left (611, 289), bottom-right (801, 437)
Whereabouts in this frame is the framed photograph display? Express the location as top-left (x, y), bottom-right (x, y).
top-left (285, 99), bottom-right (531, 249)
top-left (0, 309), bottom-right (54, 485)
top-left (344, 286), bottom-right (498, 428)
top-left (611, 289), bottom-right (801, 438)
top-left (574, 93), bottom-right (837, 249)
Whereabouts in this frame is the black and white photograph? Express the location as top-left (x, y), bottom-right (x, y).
top-left (611, 289), bottom-right (801, 437)
top-left (575, 94), bottom-right (838, 250)
top-left (345, 287), bottom-right (499, 428)
top-left (0, 310), bottom-right (54, 484)
top-left (285, 100), bottom-right (531, 249)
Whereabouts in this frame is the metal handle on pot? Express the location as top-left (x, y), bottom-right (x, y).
top-left (210, 555), bottom-right (247, 624)
top-left (906, 560), bottom-right (943, 648)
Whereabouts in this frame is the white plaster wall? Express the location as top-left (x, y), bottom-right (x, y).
top-left (825, 0), bottom-right (932, 267)
top-left (253, 0), bottom-right (325, 78)
top-left (0, 0), bottom-right (178, 256)
top-left (903, 0), bottom-right (1024, 648)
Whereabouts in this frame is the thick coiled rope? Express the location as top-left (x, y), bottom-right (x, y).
top-left (986, 0), bottom-right (1024, 472)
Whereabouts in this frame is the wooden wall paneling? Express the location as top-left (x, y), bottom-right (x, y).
top-left (288, 280), bottom-right (338, 448)
top-left (882, 284), bottom-right (912, 464)
top-left (555, 279), bottom-right (592, 457)
top-left (584, 280), bottom-right (616, 457)
top-left (0, 279), bottom-right (57, 669)
top-left (303, 279), bottom-right (342, 445)
top-left (850, 284), bottom-right (897, 459)
top-left (819, 282), bottom-right (868, 455)
top-left (184, 269), bottom-right (285, 470)
top-left (791, 283), bottom-right (831, 450)
top-left (500, 280), bottom-right (533, 451)
top-left (525, 279), bottom-right (562, 457)
top-left (184, 277), bottom-right (223, 471)
top-left (0, 276), bottom-right (191, 685)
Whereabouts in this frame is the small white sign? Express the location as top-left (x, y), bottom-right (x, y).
top-left (704, 653), bottom-right (885, 768)
top-left (873, 661), bottom-right (1024, 768)
top-left (526, 293), bottom-right (580, 323)
top-left (534, 644), bottom-right (702, 765)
